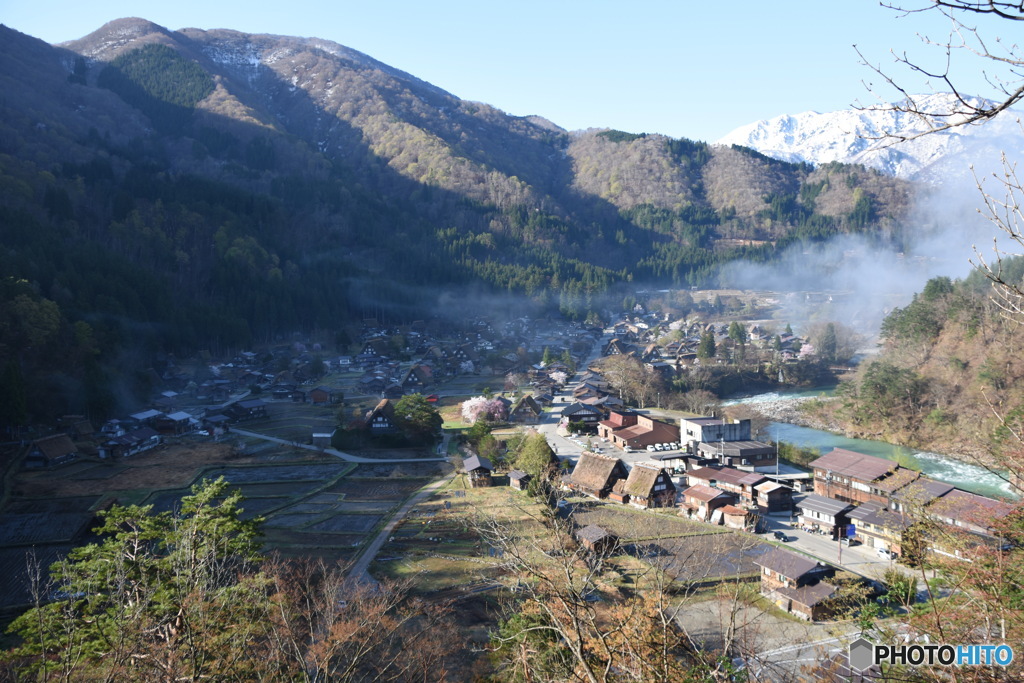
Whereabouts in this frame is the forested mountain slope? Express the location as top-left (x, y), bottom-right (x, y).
top-left (0, 18), bottom-right (913, 421)
top-left (808, 265), bottom-right (1024, 468)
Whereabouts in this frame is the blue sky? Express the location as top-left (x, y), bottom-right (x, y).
top-left (3, 0), bottom-right (1005, 142)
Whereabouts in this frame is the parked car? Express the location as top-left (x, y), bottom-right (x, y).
top-left (876, 547), bottom-right (894, 559)
top-left (647, 445), bottom-right (656, 452)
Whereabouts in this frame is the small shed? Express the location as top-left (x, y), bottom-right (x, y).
top-left (576, 524), bottom-right (618, 555)
top-left (720, 504), bottom-right (754, 530)
top-left (508, 470), bottom-right (531, 491)
top-left (608, 479), bottom-right (630, 505)
top-left (463, 454), bottom-right (493, 488)
top-left (776, 582), bottom-right (839, 621)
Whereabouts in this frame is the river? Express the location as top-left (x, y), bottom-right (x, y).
top-left (724, 388), bottom-right (1016, 500)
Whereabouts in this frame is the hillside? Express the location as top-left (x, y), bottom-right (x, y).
top-left (804, 265), bottom-right (1024, 469)
top-left (0, 18), bottom-right (915, 422)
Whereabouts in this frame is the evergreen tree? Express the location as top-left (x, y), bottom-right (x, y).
top-left (696, 330), bottom-right (716, 359)
top-left (0, 360), bottom-right (28, 430)
top-left (394, 393), bottom-right (443, 443)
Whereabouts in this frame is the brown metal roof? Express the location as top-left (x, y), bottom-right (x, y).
top-left (688, 466), bottom-right (765, 488)
top-left (808, 448), bottom-right (895, 482)
top-left (683, 484), bottom-right (736, 503)
top-left (754, 547), bottom-right (823, 579)
top-left (777, 581), bottom-right (837, 607)
top-left (873, 467), bottom-right (921, 493)
top-left (797, 493), bottom-right (854, 517)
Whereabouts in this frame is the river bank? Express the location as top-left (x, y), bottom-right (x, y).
top-left (723, 392), bottom-right (1017, 499)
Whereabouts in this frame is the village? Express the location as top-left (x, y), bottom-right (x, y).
top-left (3, 289), bottom-right (1017, 677)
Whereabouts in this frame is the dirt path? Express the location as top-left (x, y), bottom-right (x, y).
top-left (348, 472), bottom-right (458, 585)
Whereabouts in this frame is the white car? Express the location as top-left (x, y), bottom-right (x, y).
top-left (646, 445), bottom-right (656, 452)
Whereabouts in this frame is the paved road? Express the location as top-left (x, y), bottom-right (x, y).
top-left (757, 515), bottom-right (927, 585)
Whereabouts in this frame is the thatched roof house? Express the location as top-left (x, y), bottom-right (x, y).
top-left (621, 464), bottom-right (676, 508)
top-left (24, 434), bottom-right (79, 469)
top-left (568, 452), bottom-right (628, 499)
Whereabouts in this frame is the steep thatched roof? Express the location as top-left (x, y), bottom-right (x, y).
top-left (366, 398), bottom-right (395, 421)
top-left (31, 434), bottom-right (77, 461)
top-left (570, 452), bottom-right (627, 492)
top-left (510, 394), bottom-right (541, 415)
top-left (622, 464), bottom-right (673, 498)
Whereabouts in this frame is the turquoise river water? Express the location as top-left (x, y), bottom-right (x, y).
top-left (725, 388), bottom-right (1016, 500)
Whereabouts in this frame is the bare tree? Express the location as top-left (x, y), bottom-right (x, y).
top-left (858, 2), bottom-right (1024, 141)
top-left (469, 493), bottom-right (812, 682)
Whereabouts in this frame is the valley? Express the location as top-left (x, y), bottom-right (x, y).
top-left (1, 12), bottom-right (1023, 681)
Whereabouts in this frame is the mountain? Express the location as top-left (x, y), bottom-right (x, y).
top-left (716, 93), bottom-right (1024, 182)
top-left (0, 18), bottom-right (913, 421)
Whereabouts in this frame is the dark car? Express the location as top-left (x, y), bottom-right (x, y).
top-left (773, 531), bottom-right (789, 542)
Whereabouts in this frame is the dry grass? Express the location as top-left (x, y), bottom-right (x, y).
top-left (10, 442), bottom-right (273, 499)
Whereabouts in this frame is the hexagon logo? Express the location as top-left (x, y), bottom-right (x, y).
top-left (848, 637), bottom-right (875, 672)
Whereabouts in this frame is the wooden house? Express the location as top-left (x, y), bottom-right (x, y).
top-left (365, 399), bottom-right (398, 433)
top-left (680, 485), bottom-right (737, 523)
top-left (154, 411), bottom-right (194, 435)
top-left (576, 524), bottom-right (618, 555)
top-left (100, 427), bottom-right (161, 458)
top-left (720, 505), bottom-right (754, 530)
top-left (796, 493), bottom-right (854, 538)
top-left (508, 395), bottom-right (543, 424)
top-left (225, 399), bottom-right (268, 422)
top-left (608, 479), bottom-right (630, 504)
top-left (24, 434), bottom-right (79, 469)
top-left (807, 448), bottom-right (901, 505)
top-left (753, 548), bottom-right (838, 621)
top-left (568, 452), bottom-right (628, 499)
top-left (686, 466), bottom-right (766, 506)
top-left (309, 386), bottom-right (335, 404)
top-left (753, 481), bottom-right (794, 513)
top-left (621, 464), bottom-right (676, 508)
top-left (560, 402), bottom-right (604, 431)
top-left (463, 454), bottom-right (493, 488)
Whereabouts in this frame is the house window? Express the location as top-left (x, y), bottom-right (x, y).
top-left (654, 484), bottom-right (666, 491)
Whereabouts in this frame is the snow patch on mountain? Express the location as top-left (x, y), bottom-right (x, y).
top-left (716, 94), bottom-right (1024, 182)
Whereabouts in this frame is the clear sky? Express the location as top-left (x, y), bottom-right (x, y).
top-left (2, 0), bottom-right (1006, 142)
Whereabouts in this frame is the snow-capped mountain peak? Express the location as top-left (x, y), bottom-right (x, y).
top-left (716, 94), bottom-right (1024, 182)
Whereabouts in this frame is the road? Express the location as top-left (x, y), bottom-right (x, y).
top-left (346, 471), bottom-right (457, 584)
top-left (756, 515), bottom-right (928, 584)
